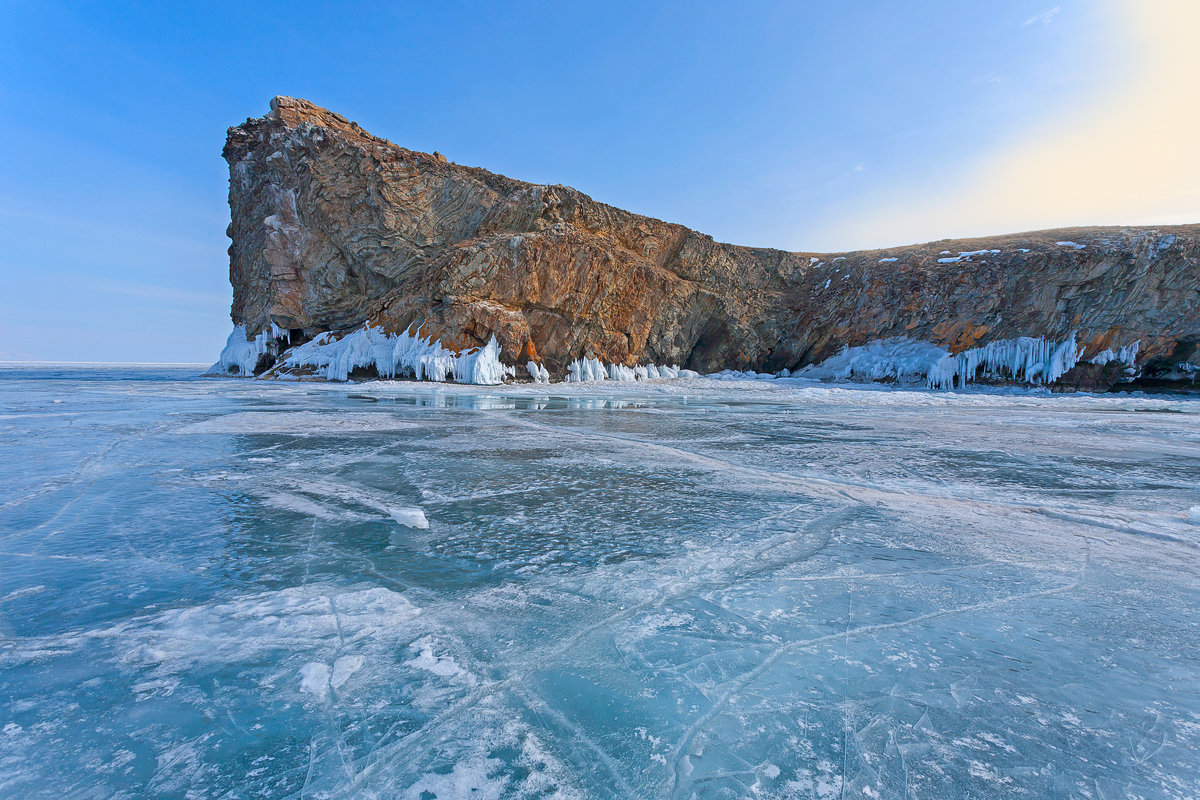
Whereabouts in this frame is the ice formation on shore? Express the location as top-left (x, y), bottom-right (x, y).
top-left (283, 325), bottom-right (514, 385)
top-left (210, 324), bottom-right (286, 376)
top-left (708, 369), bottom-right (781, 381)
top-left (798, 339), bottom-right (950, 384)
top-left (927, 335), bottom-right (1082, 389)
top-left (1088, 342), bottom-right (1139, 367)
top-left (213, 323), bottom-right (1138, 391)
top-left (800, 333), bottom-right (1128, 390)
top-left (565, 357), bottom-right (700, 382)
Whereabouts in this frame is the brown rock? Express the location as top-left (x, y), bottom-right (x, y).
top-left (222, 96), bottom-right (1200, 388)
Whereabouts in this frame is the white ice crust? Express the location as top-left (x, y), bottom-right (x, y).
top-left (1088, 342), bottom-right (1139, 367)
top-left (211, 324), bottom-right (1138, 391)
top-left (565, 357), bottom-right (700, 383)
top-left (926, 335), bottom-right (1084, 390)
top-left (283, 325), bottom-right (515, 385)
top-left (800, 333), bottom-right (1138, 390)
top-left (209, 323), bottom-right (286, 377)
top-left (799, 339), bottom-right (951, 385)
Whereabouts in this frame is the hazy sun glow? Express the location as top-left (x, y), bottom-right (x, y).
top-left (826, 0), bottom-right (1200, 249)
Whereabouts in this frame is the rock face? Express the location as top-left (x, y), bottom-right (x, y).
top-left (220, 96), bottom-right (1200, 388)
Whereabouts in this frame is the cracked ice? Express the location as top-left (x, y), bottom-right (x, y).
top-left (1, 366), bottom-right (1199, 799)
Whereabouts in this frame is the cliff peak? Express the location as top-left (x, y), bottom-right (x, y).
top-left (266, 95), bottom-right (363, 134)
top-left (216, 97), bottom-right (1200, 390)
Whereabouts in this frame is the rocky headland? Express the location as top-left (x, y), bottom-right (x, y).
top-left (212, 96), bottom-right (1199, 391)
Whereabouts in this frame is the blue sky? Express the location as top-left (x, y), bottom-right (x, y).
top-left (0, 1), bottom-right (1160, 362)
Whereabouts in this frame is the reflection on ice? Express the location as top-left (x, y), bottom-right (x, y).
top-left (0, 367), bottom-right (1198, 798)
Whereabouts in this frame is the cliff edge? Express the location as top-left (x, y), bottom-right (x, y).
top-left (214, 96), bottom-right (1200, 390)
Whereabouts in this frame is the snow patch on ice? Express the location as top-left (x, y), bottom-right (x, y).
top-left (402, 754), bottom-right (506, 800)
top-left (259, 491), bottom-right (373, 521)
top-left (100, 585), bottom-right (422, 675)
top-left (295, 655), bottom-right (368, 699)
top-left (298, 662), bottom-right (331, 697)
top-left (330, 654), bottom-right (364, 689)
top-left (405, 637), bottom-right (469, 680)
top-left (388, 506), bottom-right (429, 529)
top-left (283, 325), bottom-right (515, 384)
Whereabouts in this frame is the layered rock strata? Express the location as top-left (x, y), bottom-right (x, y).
top-left (216, 96), bottom-right (1200, 390)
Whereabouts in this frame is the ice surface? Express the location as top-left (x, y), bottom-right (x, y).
top-left (1, 365), bottom-right (1199, 799)
top-left (178, 410), bottom-right (418, 434)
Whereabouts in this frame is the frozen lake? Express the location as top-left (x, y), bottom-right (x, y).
top-left (1, 366), bottom-right (1199, 799)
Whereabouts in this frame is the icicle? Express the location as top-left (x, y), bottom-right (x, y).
top-left (566, 357), bottom-right (607, 382)
top-left (799, 334), bottom-right (1085, 390)
top-left (526, 361), bottom-right (550, 383)
top-left (1089, 341), bottom-right (1140, 367)
top-left (210, 324), bottom-right (288, 376)
top-left (281, 325), bottom-right (515, 384)
top-left (565, 357), bottom-right (697, 382)
top-left (925, 333), bottom-right (1080, 389)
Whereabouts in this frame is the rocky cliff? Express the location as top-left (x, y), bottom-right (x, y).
top-left (215, 96), bottom-right (1200, 390)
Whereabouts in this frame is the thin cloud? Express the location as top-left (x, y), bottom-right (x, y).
top-left (819, 0), bottom-right (1200, 248)
top-left (1022, 7), bottom-right (1061, 26)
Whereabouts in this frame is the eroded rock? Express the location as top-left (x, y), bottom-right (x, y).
top-left (220, 96), bottom-right (1200, 388)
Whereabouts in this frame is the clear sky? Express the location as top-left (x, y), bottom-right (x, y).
top-left (2, 1), bottom-right (1195, 362)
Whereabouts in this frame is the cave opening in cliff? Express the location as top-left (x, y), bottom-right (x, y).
top-left (685, 317), bottom-right (733, 373)
top-left (346, 364), bottom-right (379, 381)
top-left (1110, 338), bottom-right (1200, 393)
